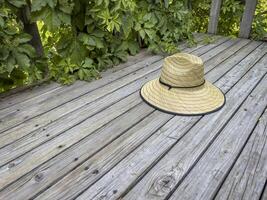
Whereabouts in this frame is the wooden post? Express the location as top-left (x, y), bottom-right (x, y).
top-left (19, 6), bottom-right (44, 58)
top-left (239, 0), bottom-right (258, 38)
top-left (208, 0), bottom-right (222, 34)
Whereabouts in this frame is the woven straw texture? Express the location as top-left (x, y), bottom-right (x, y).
top-left (140, 53), bottom-right (225, 115)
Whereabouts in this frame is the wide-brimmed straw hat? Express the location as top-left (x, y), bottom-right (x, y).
top-left (140, 53), bottom-right (225, 115)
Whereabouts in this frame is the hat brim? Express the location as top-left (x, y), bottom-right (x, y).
top-left (140, 78), bottom-right (225, 116)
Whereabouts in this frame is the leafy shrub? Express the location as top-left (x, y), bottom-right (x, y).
top-left (32, 0), bottom-right (194, 84)
top-left (0, 0), bottom-right (45, 92)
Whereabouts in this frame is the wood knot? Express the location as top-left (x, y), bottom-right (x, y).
top-left (92, 169), bottom-right (99, 174)
top-left (113, 189), bottom-right (117, 194)
top-left (34, 173), bottom-right (44, 182)
top-left (8, 162), bottom-right (16, 168)
top-left (149, 175), bottom-right (176, 196)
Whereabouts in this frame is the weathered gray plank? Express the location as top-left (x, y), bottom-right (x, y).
top-left (168, 79), bottom-right (267, 200)
top-left (208, 0), bottom-right (222, 34)
top-left (67, 50), bottom-right (267, 200)
top-left (205, 40), bottom-right (261, 74)
top-left (122, 54), bottom-right (267, 200)
top-left (0, 38), bottom-right (244, 198)
top-left (0, 82), bottom-right (59, 110)
top-left (215, 109), bottom-right (267, 200)
top-left (197, 38), bottom-right (240, 61)
top-left (0, 40), bottom-right (228, 190)
top-left (239, 0), bottom-right (258, 38)
top-left (190, 37), bottom-right (229, 56)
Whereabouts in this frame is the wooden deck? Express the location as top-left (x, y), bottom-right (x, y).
top-left (0, 35), bottom-right (267, 200)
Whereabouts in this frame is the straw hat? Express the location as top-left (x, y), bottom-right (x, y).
top-left (140, 53), bottom-right (225, 115)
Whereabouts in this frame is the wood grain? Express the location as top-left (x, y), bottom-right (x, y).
top-left (168, 76), bottom-right (267, 200)
top-left (215, 109), bottom-right (267, 200)
top-left (208, 0), bottom-right (222, 34)
top-left (239, 0), bottom-right (258, 38)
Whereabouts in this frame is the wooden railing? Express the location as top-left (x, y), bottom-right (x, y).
top-left (208, 0), bottom-right (258, 38)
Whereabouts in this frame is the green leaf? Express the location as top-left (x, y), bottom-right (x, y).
top-left (31, 0), bottom-right (57, 12)
top-left (139, 29), bottom-right (146, 39)
top-left (0, 16), bottom-right (4, 27)
top-left (17, 44), bottom-right (36, 57)
top-left (69, 38), bottom-right (87, 65)
top-left (122, 16), bottom-right (133, 38)
top-left (17, 33), bottom-right (32, 43)
top-left (58, 0), bottom-right (74, 14)
top-left (7, 0), bottom-right (26, 8)
top-left (13, 51), bottom-right (30, 68)
top-left (0, 48), bottom-right (9, 60)
top-left (32, 7), bottom-right (61, 30)
top-left (58, 11), bottom-right (71, 24)
top-left (128, 42), bottom-right (139, 55)
top-left (82, 58), bottom-right (93, 68)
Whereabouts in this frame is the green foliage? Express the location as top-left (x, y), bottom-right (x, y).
top-left (251, 0), bottom-right (267, 40)
top-left (35, 0), bottom-right (193, 84)
top-left (0, 0), bottom-right (45, 92)
top-left (1, 0), bottom-right (266, 92)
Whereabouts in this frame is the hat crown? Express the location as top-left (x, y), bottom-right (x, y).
top-left (160, 53), bottom-right (204, 87)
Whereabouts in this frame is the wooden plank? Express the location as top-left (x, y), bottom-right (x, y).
top-left (208, 0), bottom-right (222, 34)
top-left (168, 79), bottom-right (267, 200)
top-left (0, 39), bottom-right (229, 191)
top-left (239, 0), bottom-right (258, 38)
top-left (77, 53), bottom-right (267, 200)
top-left (0, 82), bottom-right (59, 110)
top-left (205, 40), bottom-right (261, 73)
top-left (0, 38), bottom-right (227, 151)
top-left (190, 37), bottom-right (229, 55)
top-left (0, 38), bottom-right (247, 198)
top-left (122, 53), bottom-right (267, 200)
top-left (215, 109), bottom-right (267, 200)
top-left (196, 38), bottom-right (240, 62)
